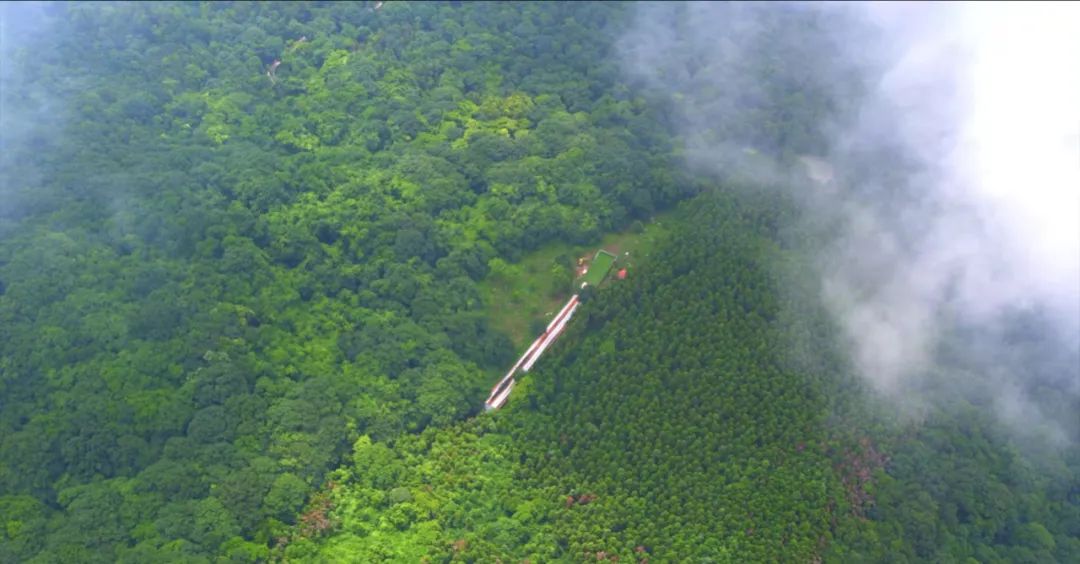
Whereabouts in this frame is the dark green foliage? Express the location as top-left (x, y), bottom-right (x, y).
top-left (501, 192), bottom-right (848, 561)
top-left (302, 192), bottom-right (1079, 562)
top-left (1, 2), bottom-right (1075, 562)
top-left (0, 2), bottom-right (688, 560)
top-left (828, 408), bottom-right (1080, 563)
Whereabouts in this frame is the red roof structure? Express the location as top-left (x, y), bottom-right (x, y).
top-left (616, 268), bottom-right (627, 280)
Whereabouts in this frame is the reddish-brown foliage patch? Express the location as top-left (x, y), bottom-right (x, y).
top-left (565, 492), bottom-right (598, 508)
top-left (834, 436), bottom-right (889, 519)
top-left (298, 491), bottom-right (335, 539)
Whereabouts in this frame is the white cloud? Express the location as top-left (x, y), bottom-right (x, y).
top-left (618, 1), bottom-right (1080, 440)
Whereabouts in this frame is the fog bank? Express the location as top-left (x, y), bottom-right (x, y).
top-left (618, 2), bottom-right (1079, 441)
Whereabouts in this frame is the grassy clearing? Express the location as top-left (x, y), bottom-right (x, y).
top-left (582, 250), bottom-right (615, 287)
top-left (480, 212), bottom-right (675, 348)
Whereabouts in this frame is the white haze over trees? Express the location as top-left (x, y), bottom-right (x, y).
top-left (0, 2), bottom-right (67, 227)
top-left (618, 1), bottom-right (1079, 442)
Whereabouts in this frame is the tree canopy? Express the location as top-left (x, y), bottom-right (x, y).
top-left (0, 2), bottom-right (1075, 563)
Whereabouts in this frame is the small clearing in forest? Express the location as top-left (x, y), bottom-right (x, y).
top-left (480, 213), bottom-right (674, 348)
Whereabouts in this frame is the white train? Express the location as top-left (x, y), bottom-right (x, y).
top-left (484, 294), bottom-right (580, 410)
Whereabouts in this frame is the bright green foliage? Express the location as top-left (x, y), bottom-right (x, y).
top-left (0, 2), bottom-right (692, 560)
top-left (299, 421), bottom-right (557, 563)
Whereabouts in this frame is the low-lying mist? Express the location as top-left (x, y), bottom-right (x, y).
top-left (1, 2), bottom-right (67, 225)
top-left (618, 2), bottom-right (1079, 443)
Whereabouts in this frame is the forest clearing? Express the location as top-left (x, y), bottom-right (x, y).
top-left (484, 238), bottom-right (637, 411)
top-left (480, 213), bottom-right (671, 347)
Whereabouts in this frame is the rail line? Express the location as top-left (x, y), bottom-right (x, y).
top-left (484, 293), bottom-right (581, 410)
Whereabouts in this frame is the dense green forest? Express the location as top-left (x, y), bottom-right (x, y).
top-left (1, 2), bottom-right (1076, 563)
top-left (0, 2), bottom-right (688, 560)
top-left (289, 192), bottom-right (1080, 563)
